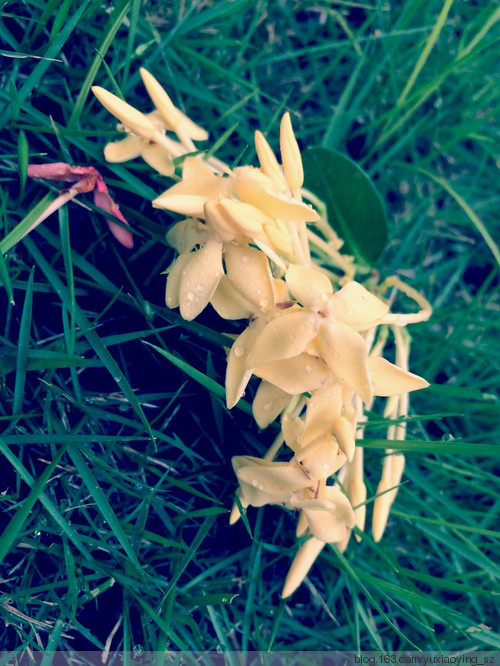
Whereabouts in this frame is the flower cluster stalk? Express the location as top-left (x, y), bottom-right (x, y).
top-left (91, 70), bottom-right (432, 598)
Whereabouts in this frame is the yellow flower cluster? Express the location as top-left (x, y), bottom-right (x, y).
top-left (92, 71), bottom-right (432, 599)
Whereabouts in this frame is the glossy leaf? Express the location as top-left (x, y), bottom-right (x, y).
top-left (303, 146), bottom-right (388, 266)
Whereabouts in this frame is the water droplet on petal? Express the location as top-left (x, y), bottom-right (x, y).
top-left (305, 364), bottom-right (313, 373)
top-left (242, 256), bottom-right (250, 264)
top-left (196, 283), bottom-right (206, 292)
top-left (133, 645), bottom-right (144, 657)
top-left (234, 346), bottom-right (245, 357)
top-left (186, 291), bottom-right (195, 301)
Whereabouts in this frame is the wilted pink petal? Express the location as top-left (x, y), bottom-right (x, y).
top-left (93, 177), bottom-right (134, 249)
top-left (28, 162), bottom-right (134, 248)
top-left (27, 163), bottom-right (99, 193)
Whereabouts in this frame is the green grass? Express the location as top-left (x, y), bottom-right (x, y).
top-left (1, 0), bottom-right (499, 654)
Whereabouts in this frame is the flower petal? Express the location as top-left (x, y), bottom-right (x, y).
top-left (104, 135), bottom-right (143, 162)
top-left (165, 253), bottom-right (192, 309)
top-left (210, 275), bottom-right (255, 320)
top-left (141, 141), bottom-right (175, 176)
top-left (300, 501), bottom-right (349, 543)
top-left (319, 320), bottom-right (372, 404)
top-left (281, 413), bottom-right (305, 453)
top-left (320, 485), bottom-right (356, 528)
top-left (331, 416), bottom-right (356, 462)
top-left (166, 218), bottom-right (208, 254)
top-left (368, 356), bottom-right (429, 396)
top-left (301, 381), bottom-right (342, 445)
top-left (226, 320), bottom-right (266, 408)
top-left (224, 243), bottom-right (275, 314)
top-left (252, 381), bottom-right (291, 428)
top-left (246, 310), bottom-right (319, 368)
top-left (178, 238), bottom-right (223, 320)
top-left (253, 353), bottom-right (330, 395)
top-left (234, 172), bottom-right (318, 222)
top-left (92, 86), bottom-right (158, 140)
top-left (281, 537), bottom-right (325, 598)
top-left (205, 201), bottom-right (239, 242)
top-left (296, 434), bottom-right (340, 480)
top-left (219, 198), bottom-right (273, 236)
top-left (232, 456), bottom-right (312, 506)
top-left (285, 264), bottom-right (333, 309)
top-left (140, 68), bottom-right (209, 140)
top-left (329, 281), bottom-right (389, 331)
top-left (254, 130), bottom-right (288, 191)
top-left (280, 112), bottom-right (304, 190)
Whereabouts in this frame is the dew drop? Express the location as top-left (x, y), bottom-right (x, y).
top-left (259, 298), bottom-right (270, 310)
top-left (133, 645), bottom-right (144, 657)
top-left (263, 402), bottom-right (272, 412)
top-left (135, 483), bottom-right (144, 492)
top-left (242, 256), bottom-right (250, 264)
top-left (216, 645), bottom-right (224, 654)
top-left (305, 364), bottom-right (313, 373)
top-left (234, 345), bottom-right (245, 357)
top-left (196, 283), bottom-right (206, 292)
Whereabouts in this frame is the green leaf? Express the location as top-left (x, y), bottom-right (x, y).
top-left (302, 146), bottom-right (388, 266)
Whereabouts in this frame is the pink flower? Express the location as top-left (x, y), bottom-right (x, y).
top-left (27, 162), bottom-right (134, 248)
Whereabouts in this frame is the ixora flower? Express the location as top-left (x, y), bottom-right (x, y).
top-left (88, 71), bottom-right (434, 601)
top-left (26, 162), bottom-right (133, 248)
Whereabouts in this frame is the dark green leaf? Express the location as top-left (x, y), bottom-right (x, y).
top-left (303, 146), bottom-right (388, 266)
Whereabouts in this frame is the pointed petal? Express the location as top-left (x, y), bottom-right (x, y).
top-left (140, 68), bottom-right (181, 128)
top-left (178, 239), bottom-right (223, 320)
top-left (252, 381), bottom-right (291, 428)
top-left (104, 135), bottom-right (143, 162)
top-left (232, 456), bottom-right (312, 506)
top-left (331, 416), bottom-right (356, 462)
top-left (296, 510), bottom-right (309, 538)
top-left (226, 320), bottom-right (266, 408)
top-left (224, 243), bottom-right (275, 314)
top-left (300, 503), bottom-right (349, 543)
top-left (297, 434), bottom-right (340, 480)
top-left (205, 201), bottom-right (238, 242)
top-left (368, 356), bottom-right (429, 396)
top-left (301, 381), bottom-right (342, 445)
top-left (253, 353), bottom-right (330, 395)
top-left (166, 218), bottom-right (208, 254)
top-left (140, 68), bottom-right (209, 141)
top-left (281, 413), bottom-right (305, 453)
top-left (330, 281), bottom-right (389, 331)
top-left (281, 537), bottom-right (325, 598)
top-left (153, 160), bottom-right (231, 217)
top-left (264, 224), bottom-right (293, 255)
top-left (319, 321), bottom-right (372, 404)
top-left (280, 112), bottom-right (303, 190)
top-left (254, 130), bottom-right (288, 191)
top-left (210, 275), bottom-right (255, 320)
top-left (247, 311), bottom-right (319, 368)
top-left (219, 198), bottom-right (273, 236)
top-left (320, 485), bottom-right (356, 528)
top-left (234, 173), bottom-right (318, 222)
top-left (285, 264), bottom-right (332, 308)
top-left (165, 253), bottom-right (193, 309)
top-left (93, 179), bottom-right (134, 248)
top-left (92, 86), bottom-right (157, 140)
top-left (141, 141), bottom-right (175, 176)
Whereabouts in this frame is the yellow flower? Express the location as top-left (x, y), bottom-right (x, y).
top-left (92, 86), bottom-right (176, 176)
top-left (103, 111), bottom-right (187, 176)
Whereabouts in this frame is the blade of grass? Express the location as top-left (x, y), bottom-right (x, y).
top-left (12, 267), bottom-right (34, 416)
